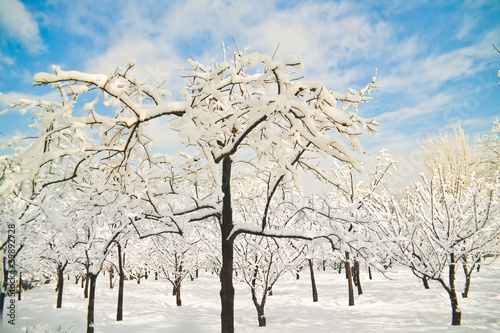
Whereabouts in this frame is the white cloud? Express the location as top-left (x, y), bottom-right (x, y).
top-left (377, 27), bottom-right (500, 97)
top-left (0, 0), bottom-right (45, 54)
top-left (0, 52), bottom-right (15, 66)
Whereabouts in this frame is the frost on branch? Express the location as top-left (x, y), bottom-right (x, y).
top-left (173, 48), bottom-right (379, 192)
top-left (1, 48), bottom-right (378, 200)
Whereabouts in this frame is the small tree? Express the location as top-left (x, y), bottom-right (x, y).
top-left (234, 235), bottom-right (304, 327)
top-left (477, 118), bottom-right (500, 178)
top-left (380, 168), bottom-right (499, 326)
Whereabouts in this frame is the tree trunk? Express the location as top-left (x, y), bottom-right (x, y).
top-left (18, 272), bottom-right (22, 301)
top-left (109, 266), bottom-right (114, 289)
top-left (87, 273), bottom-right (98, 333)
top-left (250, 286), bottom-right (267, 327)
top-left (176, 284), bottom-right (182, 306)
top-left (352, 266), bottom-right (356, 286)
top-left (462, 276), bottom-right (471, 298)
top-left (461, 258), bottom-right (478, 298)
top-left (345, 252), bottom-right (354, 306)
top-left (422, 276), bottom-right (430, 289)
top-left (257, 308), bottom-right (266, 326)
top-left (117, 243), bottom-right (124, 321)
top-left (368, 266), bottom-right (372, 280)
top-left (308, 259), bottom-right (318, 302)
top-left (449, 290), bottom-right (461, 325)
top-left (354, 261), bottom-right (363, 295)
top-left (255, 304), bottom-right (266, 327)
top-left (220, 156), bottom-right (235, 333)
top-left (84, 266), bottom-right (89, 299)
top-left (444, 253), bottom-right (461, 326)
top-left (56, 262), bottom-right (67, 308)
top-left (175, 263), bottom-right (182, 306)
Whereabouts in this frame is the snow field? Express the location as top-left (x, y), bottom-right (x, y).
top-left (3, 259), bottom-right (500, 332)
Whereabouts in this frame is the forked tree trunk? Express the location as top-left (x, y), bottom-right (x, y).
top-left (422, 276), bottom-right (430, 289)
top-left (249, 262), bottom-right (268, 327)
top-left (439, 253), bottom-right (461, 326)
top-left (254, 302), bottom-right (266, 327)
top-left (308, 259), bottom-right (318, 302)
top-left (87, 273), bottom-right (98, 333)
top-left (117, 243), bottom-right (124, 321)
top-left (461, 256), bottom-right (479, 298)
top-left (345, 252), bottom-right (354, 306)
top-left (220, 157), bottom-right (235, 333)
top-left (250, 285), bottom-right (267, 326)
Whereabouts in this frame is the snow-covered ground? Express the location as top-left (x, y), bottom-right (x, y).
top-left (3, 259), bottom-right (500, 332)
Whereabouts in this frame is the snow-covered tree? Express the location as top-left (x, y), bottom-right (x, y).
top-left (149, 231), bottom-right (203, 307)
top-left (378, 167), bottom-right (499, 326)
top-left (320, 148), bottom-right (397, 305)
top-left (419, 126), bottom-right (480, 191)
top-left (477, 118), bottom-right (500, 178)
top-left (234, 234), bottom-right (305, 327)
top-left (370, 128), bottom-right (498, 327)
top-left (1, 47), bottom-right (379, 333)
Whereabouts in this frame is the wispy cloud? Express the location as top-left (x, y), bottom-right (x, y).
top-left (378, 30), bottom-right (499, 95)
top-left (0, 0), bottom-right (45, 54)
top-left (377, 93), bottom-right (455, 124)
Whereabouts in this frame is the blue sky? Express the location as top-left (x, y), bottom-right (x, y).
top-left (0, 0), bottom-right (499, 187)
